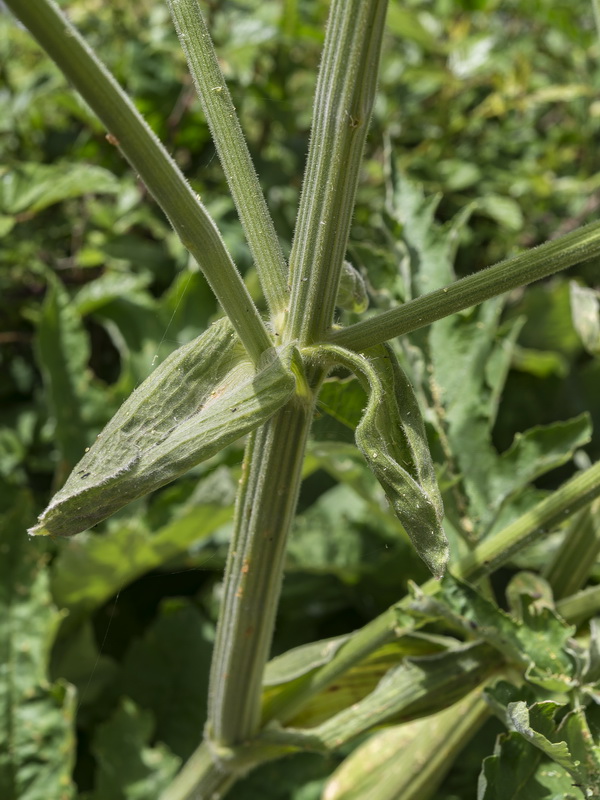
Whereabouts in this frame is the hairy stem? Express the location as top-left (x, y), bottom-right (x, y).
top-left (6, 0), bottom-right (272, 363)
top-left (329, 220), bottom-right (600, 351)
top-left (285, 0), bottom-right (388, 344)
top-left (167, 0), bottom-right (289, 321)
top-left (160, 743), bottom-right (237, 800)
top-left (207, 396), bottom-right (315, 746)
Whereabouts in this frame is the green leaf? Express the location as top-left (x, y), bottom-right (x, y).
top-left (263, 630), bottom-right (448, 729)
top-left (385, 168), bottom-right (475, 296)
top-left (72, 271), bottom-right (153, 317)
top-left (322, 691), bottom-right (488, 800)
top-left (316, 378), bottom-right (367, 433)
top-left (51, 501), bottom-right (233, 620)
top-left (0, 493), bottom-right (76, 800)
top-left (355, 345), bottom-right (447, 577)
top-left (264, 635), bottom-right (351, 687)
top-left (50, 622), bottom-right (117, 711)
top-left (477, 194), bottom-right (524, 231)
top-left (511, 346), bottom-right (569, 379)
top-left (89, 698), bottom-right (180, 800)
top-left (491, 414), bottom-right (592, 521)
top-left (309, 342), bottom-right (447, 577)
top-left (30, 318), bottom-right (297, 537)
top-left (507, 702), bottom-right (600, 795)
top-left (570, 281), bottom-right (600, 356)
top-left (309, 641), bottom-right (497, 750)
top-left (336, 261), bottom-right (369, 314)
top-left (118, 599), bottom-right (213, 760)
top-left (34, 274), bottom-right (95, 478)
top-left (409, 575), bottom-right (576, 690)
top-left (288, 483), bottom-right (400, 580)
top-left (478, 730), bottom-right (583, 800)
top-left (0, 162), bottom-right (120, 215)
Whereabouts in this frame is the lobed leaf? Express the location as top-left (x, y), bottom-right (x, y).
top-left (30, 319), bottom-right (297, 537)
top-left (409, 575), bottom-right (576, 690)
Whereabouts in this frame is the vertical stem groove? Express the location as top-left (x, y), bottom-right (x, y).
top-left (207, 398), bottom-right (315, 745)
top-left (284, 0), bottom-right (388, 345)
top-left (167, 0), bottom-right (289, 321)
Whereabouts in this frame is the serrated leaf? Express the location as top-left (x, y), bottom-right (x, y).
top-left (30, 319), bottom-right (297, 537)
top-left (493, 414), bottom-right (592, 508)
top-left (508, 702), bottom-right (600, 794)
top-left (89, 698), bottom-right (180, 800)
top-left (478, 730), bottom-right (583, 800)
top-left (409, 575), bottom-right (576, 689)
top-left (0, 493), bottom-right (76, 800)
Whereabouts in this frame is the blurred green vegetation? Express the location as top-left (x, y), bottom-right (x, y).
top-left (1, 0), bottom-right (599, 797)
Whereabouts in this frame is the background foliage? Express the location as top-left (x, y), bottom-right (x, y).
top-left (1, 0), bottom-right (600, 797)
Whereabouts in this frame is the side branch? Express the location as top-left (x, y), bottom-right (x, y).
top-left (328, 220), bottom-right (600, 351)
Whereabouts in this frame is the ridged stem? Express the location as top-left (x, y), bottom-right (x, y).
top-left (167, 0), bottom-right (289, 322)
top-left (160, 743), bottom-right (236, 800)
top-left (5, 0), bottom-right (272, 363)
top-left (284, 0), bottom-right (388, 344)
top-left (329, 220), bottom-right (600, 351)
top-left (543, 498), bottom-right (600, 599)
top-left (207, 396), bottom-right (315, 746)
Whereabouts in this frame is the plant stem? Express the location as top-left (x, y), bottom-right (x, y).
top-left (284, 0), bottom-right (388, 345)
top-left (207, 396), bottom-right (315, 747)
top-left (6, 0), bottom-right (272, 363)
top-left (557, 584), bottom-right (600, 626)
top-left (160, 743), bottom-right (237, 800)
top-left (543, 499), bottom-right (600, 599)
top-left (167, 0), bottom-right (289, 322)
top-left (329, 220), bottom-right (600, 351)
top-left (453, 460), bottom-right (600, 583)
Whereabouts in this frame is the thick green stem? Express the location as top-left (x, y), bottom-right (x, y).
top-left (6, 0), bottom-right (272, 363)
top-left (543, 499), bottom-right (600, 599)
top-left (160, 743), bottom-right (237, 800)
top-left (284, 0), bottom-right (388, 344)
top-left (329, 220), bottom-right (600, 351)
top-left (556, 584), bottom-right (600, 625)
top-left (207, 396), bottom-right (315, 747)
top-left (167, 0), bottom-right (289, 321)
top-left (453, 460), bottom-right (600, 583)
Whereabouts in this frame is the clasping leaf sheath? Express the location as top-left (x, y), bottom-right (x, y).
top-left (30, 319), bottom-right (297, 537)
top-left (307, 343), bottom-right (448, 577)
